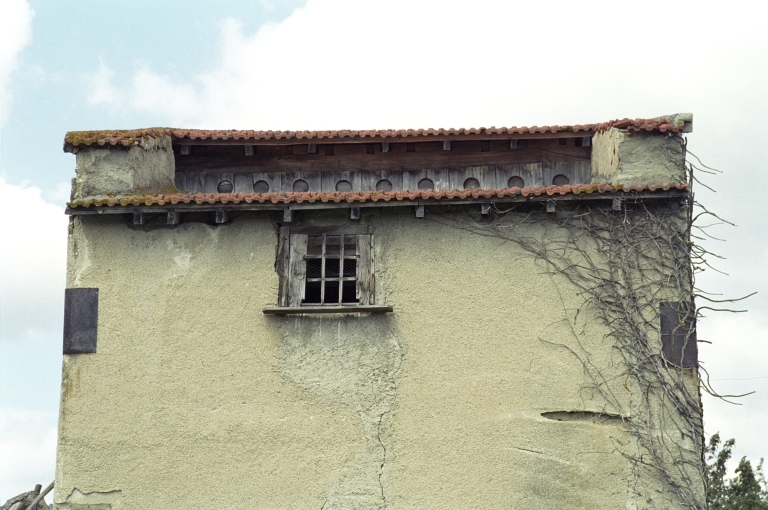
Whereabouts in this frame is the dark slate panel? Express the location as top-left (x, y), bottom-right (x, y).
top-left (660, 301), bottom-right (697, 368)
top-left (63, 288), bottom-right (99, 354)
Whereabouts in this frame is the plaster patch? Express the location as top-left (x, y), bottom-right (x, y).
top-left (275, 315), bottom-right (403, 508)
top-left (55, 488), bottom-right (122, 509)
top-left (167, 239), bottom-right (192, 270)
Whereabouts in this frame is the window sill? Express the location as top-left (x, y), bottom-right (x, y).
top-left (262, 305), bottom-right (393, 315)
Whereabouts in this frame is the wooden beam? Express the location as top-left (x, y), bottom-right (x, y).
top-left (546, 199), bottom-right (556, 213)
top-left (132, 211), bottom-right (145, 225)
top-left (244, 145), bottom-right (254, 156)
top-left (307, 143), bottom-right (317, 154)
top-left (481, 203), bottom-right (491, 215)
top-left (215, 209), bottom-right (228, 224)
top-left (167, 210), bottom-right (180, 225)
top-left (509, 139), bottom-right (519, 150)
top-left (415, 204), bottom-right (425, 218)
top-left (283, 208), bottom-right (293, 223)
top-left (381, 141), bottom-right (390, 152)
top-left (350, 207), bottom-right (360, 220)
top-left (443, 140), bottom-right (452, 151)
top-left (262, 304), bottom-right (393, 315)
top-left (612, 197), bottom-right (621, 211)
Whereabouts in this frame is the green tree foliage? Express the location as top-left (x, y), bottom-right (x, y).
top-left (706, 433), bottom-right (768, 509)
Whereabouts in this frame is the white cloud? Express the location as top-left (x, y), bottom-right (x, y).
top-left (0, 178), bottom-right (68, 343)
top-left (0, 0), bottom-right (34, 125)
top-left (83, 0), bottom-right (768, 131)
top-left (0, 408), bottom-right (57, 503)
top-left (86, 60), bottom-right (119, 106)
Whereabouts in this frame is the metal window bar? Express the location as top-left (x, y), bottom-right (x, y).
top-left (305, 234), bottom-right (358, 305)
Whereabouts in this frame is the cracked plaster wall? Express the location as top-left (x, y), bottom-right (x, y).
top-left (56, 207), bottom-right (700, 509)
top-left (590, 125), bottom-right (687, 186)
top-left (70, 136), bottom-right (175, 200)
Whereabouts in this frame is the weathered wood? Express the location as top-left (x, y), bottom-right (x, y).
top-left (174, 139), bottom-right (590, 175)
top-left (215, 209), bottom-right (228, 223)
top-left (509, 139), bottom-right (519, 150)
top-left (276, 227), bottom-right (290, 307)
top-left (612, 197), bottom-right (622, 211)
top-left (481, 203), bottom-right (490, 215)
top-left (546, 199), bottom-right (556, 213)
top-left (443, 140), bottom-right (452, 151)
top-left (415, 204), bottom-right (425, 218)
top-left (283, 208), bottom-right (293, 223)
top-left (133, 211), bottom-right (144, 225)
top-left (180, 145), bottom-right (191, 155)
top-left (244, 145), bottom-right (254, 156)
top-left (350, 207), bottom-right (360, 220)
top-left (233, 173), bottom-right (252, 193)
top-left (307, 143), bottom-right (317, 154)
top-left (381, 141), bottom-right (390, 152)
top-left (288, 234), bottom-right (308, 307)
top-left (167, 210), bottom-right (180, 225)
top-left (356, 234), bottom-right (373, 305)
top-left (263, 304), bottom-right (393, 314)
top-left (288, 225), bottom-right (371, 235)
top-left (174, 172), bottom-right (186, 191)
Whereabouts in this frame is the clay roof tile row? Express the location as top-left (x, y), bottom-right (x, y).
top-left (67, 183), bottom-right (688, 209)
top-left (63, 118), bottom-right (685, 148)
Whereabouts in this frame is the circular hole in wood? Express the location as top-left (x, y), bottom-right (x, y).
top-left (375, 179), bottom-right (393, 191)
top-left (253, 180), bottom-right (269, 193)
top-left (508, 176), bottom-right (525, 188)
top-left (217, 180), bottom-right (233, 193)
top-left (293, 179), bottom-right (309, 192)
top-left (463, 177), bottom-right (480, 190)
top-left (418, 178), bottom-right (434, 191)
top-left (336, 180), bottom-right (352, 192)
top-left (552, 174), bottom-right (570, 186)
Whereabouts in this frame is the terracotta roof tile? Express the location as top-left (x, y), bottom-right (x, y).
top-left (67, 183), bottom-right (688, 209)
top-left (63, 118), bottom-right (685, 148)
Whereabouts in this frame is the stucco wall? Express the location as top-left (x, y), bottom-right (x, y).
top-left (56, 207), bottom-right (698, 509)
top-left (590, 128), bottom-right (687, 186)
top-left (71, 135), bottom-right (175, 200)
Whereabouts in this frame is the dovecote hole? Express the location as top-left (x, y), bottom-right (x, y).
top-left (254, 180), bottom-right (269, 193)
top-left (508, 176), bottom-right (524, 188)
top-left (552, 174), bottom-right (569, 185)
top-left (217, 180), bottom-right (233, 193)
top-left (418, 178), bottom-right (434, 191)
top-left (293, 179), bottom-right (309, 192)
top-left (336, 180), bottom-right (352, 192)
top-left (463, 178), bottom-right (480, 190)
top-left (376, 179), bottom-right (393, 191)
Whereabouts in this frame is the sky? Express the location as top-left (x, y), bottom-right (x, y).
top-left (1, 0), bottom-right (767, 503)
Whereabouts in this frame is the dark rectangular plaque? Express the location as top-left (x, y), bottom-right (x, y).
top-left (63, 288), bottom-right (99, 354)
top-left (660, 301), bottom-right (697, 368)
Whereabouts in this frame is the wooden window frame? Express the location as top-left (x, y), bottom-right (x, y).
top-left (263, 225), bottom-right (392, 314)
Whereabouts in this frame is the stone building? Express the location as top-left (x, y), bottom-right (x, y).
top-left (56, 114), bottom-right (705, 509)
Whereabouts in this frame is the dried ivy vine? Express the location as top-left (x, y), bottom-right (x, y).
top-left (429, 137), bottom-right (742, 509)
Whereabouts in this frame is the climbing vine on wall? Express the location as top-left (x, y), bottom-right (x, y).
top-left (431, 137), bottom-right (740, 509)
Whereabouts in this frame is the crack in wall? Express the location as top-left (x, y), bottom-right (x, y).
top-left (274, 315), bottom-right (403, 509)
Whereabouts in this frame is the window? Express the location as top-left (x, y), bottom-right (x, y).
top-left (264, 225), bottom-right (390, 314)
